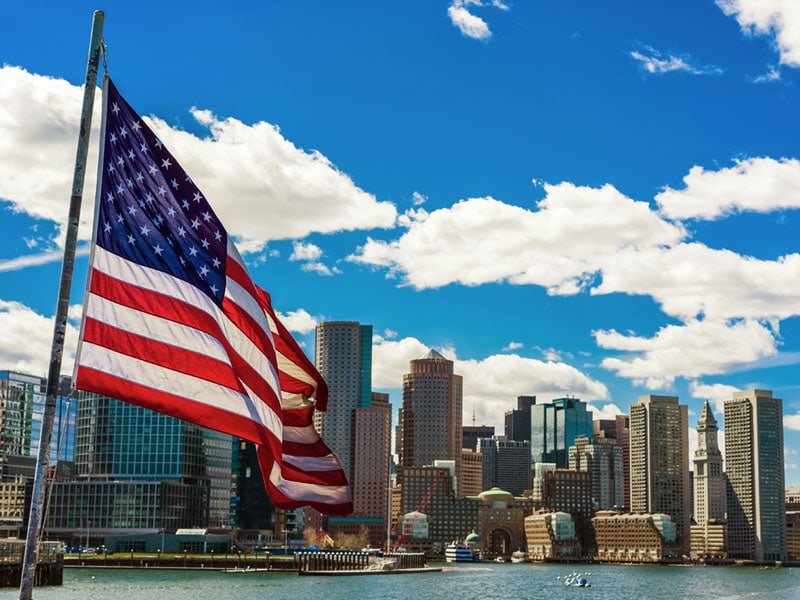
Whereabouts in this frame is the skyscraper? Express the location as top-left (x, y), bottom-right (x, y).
top-left (725, 389), bottom-right (786, 562)
top-left (479, 437), bottom-right (532, 496)
top-left (593, 415), bottom-right (630, 510)
top-left (462, 425), bottom-right (495, 452)
top-left (530, 398), bottom-right (592, 468)
top-left (693, 400), bottom-right (725, 524)
top-left (629, 395), bottom-right (690, 549)
top-left (352, 392), bottom-right (392, 521)
top-left (314, 321), bottom-right (373, 484)
top-left (400, 349), bottom-right (463, 493)
top-left (568, 436), bottom-right (624, 510)
top-left (505, 395), bottom-right (536, 443)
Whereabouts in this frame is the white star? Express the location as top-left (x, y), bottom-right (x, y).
top-left (140, 142), bottom-right (149, 153)
top-left (213, 230), bottom-right (222, 242)
top-left (179, 256), bottom-right (186, 266)
top-left (116, 213), bottom-right (124, 224)
top-left (201, 211), bottom-right (212, 222)
top-left (132, 121), bottom-right (141, 131)
top-left (167, 207), bottom-right (177, 218)
top-left (103, 222), bottom-right (111, 233)
top-left (108, 163), bottom-right (115, 173)
top-left (140, 224), bottom-right (150, 236)
top-left (154, 215), bottom-right (164, 226)
top-left (185, 174), bottom-right (193, 183)
top-left (199, 265), bottom-right (209, 277)
top-left (135, 172), bottom-right (144, 183)
top-left (148, 164), bottom-right (158, 176)
top-left (210, 284), bottom-right (218, 294)
top-left (170, 178), bottom-right (179, 189)
top-left (154, 243), bottom-right (163, 255)
top-left (158, 185), bottom-right (167, 197)
top-left (154, 138), bottom-right (162, 149)
top-left (190, 217), bottom-right (201, 229)
top-left (182, 199), bottom-right (190, 210)
top-left (127, 205), bottom-right (138, 216)
top-left (120, 126), bottom-right (128, 138)
top-left (127, 234), bottom-right (135, 245)
top-left (167, 237), bottom-right (174, 246)
top-left (116, 184), bottom-right (125, 194)
top-left (127, 149), bottom-right (135, 160)
top-left (112, 102), bottom-right (120, 115)
top-left (192, 192), bottom-right (203, 203)
top-left (106, 192), bottom-right (114, 203)
top-left (138, 199), bottom-right (146, 208)
top-left (189, 246), bottom-right (199, 257)
top-left (117, 156), bottom-right (124, 166)
top-left (212, 257), bottom-right (221, 268)
top-left (161, 157), bottom-right (172, 169)
top-left (201, 238), bottom-right (210, 249)
top-left (145, 193), bottom-right (154, 204)
top-left (126, 178), bottom-right (134, 188)
top-left (177, 226), bottom-right (186, 237)
top-left (109, 132), bottom-right (117, 144)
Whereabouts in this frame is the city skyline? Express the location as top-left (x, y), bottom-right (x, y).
top-left (1, 1), bottom-right (800, 486)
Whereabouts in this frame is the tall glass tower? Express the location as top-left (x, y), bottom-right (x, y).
top-left (530, 397), bottom-right (592, 468)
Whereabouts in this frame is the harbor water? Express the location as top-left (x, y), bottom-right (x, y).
top-left (1, 563), bottom-right (798, 600)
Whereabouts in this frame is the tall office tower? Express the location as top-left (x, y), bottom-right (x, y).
top-left (460, 448), bottom-right (483, 496)
top-left (400, 350), bottom-right (463, 493)
top-left (352, 392), bottom-right (392, 520)
top-left (693, 401), bottom-right (725, 524)
top-left (531, 398), bottom-right (593, 468)
top-left (462, 425), bottom-right (495, 452)
top-left (479, 437), bottom-right (532, 496)
top-left (568, 437), bottom-right (624, 510)
top-left (594, 415), bottom-right (630, 510)
top-left (314, 321), bottom-right (373, 484)
top-left (629, 395), bottom-right (690, 549)
top-left (505, 395), bottom-right (536, 443)
top-left (725, 389), bottom-right (786, 562)
top-left (232, 439), bottom-right (274, 529)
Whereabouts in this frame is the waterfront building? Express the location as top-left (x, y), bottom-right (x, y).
top-left (593, 511), bottom-right (679, 563)
top-left (352, 392), bottom-right (392, 526)
top-left (479, 437), bottom-right (531, 496)
top-left (531, 462), bottom-right (556, 504)
top-left (787, 512), bottom-right (800, 562)
top-left (785, 487), bottom-right (800, 511)
top-left (725, 389), bottom-right (787, 562)
top-left (460, 448), bottom-right (483, 497)
top-left (462, 425), bottom-right (495, 452)
top-left (474, 488), bottom-right (532, 557)
top-left (400, 350), bottom-right (463, 493)
top-left (593, 415), bottom-right (630, 509)
top-left (692, 400), bottom-right (726, 558)
top-left (568, 436), bottom-right (624, 510)
top-left (504, 395), bottom-right (536, 443)
top-left (314, 321), bottom-right (373, 485)
top-left (524, 511), bottom-right (580, 560)
top-left (629, 395), bottom-right (691, 550)
top-left (530, 397), bottom-right (592, 468)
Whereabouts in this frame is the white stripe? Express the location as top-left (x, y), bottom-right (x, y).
top-left (275, 352), bottom-right (318, 388)
top-left (284, 425), bottom-right (319, 445)
top-left (91, 246), bottom-right (282, 403)
top-left (85, 293), bottom-right (231, 365)
top-left (241, 380), bottom-right (282, 443)
top-left (77, 341), bottom-right (261, 424)
top-left (284, 454), bottom-right (344, 472)
top-left (224, 275), bottom-right (275, 347)
top-left (269, 462), bottom-right (350, 504)
top-left (227, 238), bottom-right (247, 270)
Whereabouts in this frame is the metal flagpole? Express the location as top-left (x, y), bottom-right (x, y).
top-left (19, 10), bottom-right (104, 599)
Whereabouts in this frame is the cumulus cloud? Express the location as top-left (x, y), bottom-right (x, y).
top-left (717, 0), bottom-right (800, 67)
top-left (290, 241), bottom-right (323, 262)
top-left (0, 66), bottom-right (396, 253)
top-left (447, 1), bottom-right (508, 41)
top-left (411, 191), bottom-right (427, 206)
top-left (689, 381), bottom-right (741, 414)
top-left (503, 341), bottom-right (523, 351)
top-left (630, 45), bottom-right (723, 75)
top-left (594, 320), bottom-right (777, 389)
top-left (351, 183), bottom-right (683, 292)
top-left (372, 335), bottom-right (609, 430)
top-left (275, 308), bottom-right (319, 334)
top-left (785, 412), bottom-right (800, 431)
top-left (656, 157), bottom-right (800, 220)
top-left (0, 300), bottom-right (79, 376)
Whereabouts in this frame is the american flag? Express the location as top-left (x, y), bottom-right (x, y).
top-left (74, 79), bottom-right (352, 515)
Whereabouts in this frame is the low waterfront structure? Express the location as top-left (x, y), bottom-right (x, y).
top-left (592, 511), bottom-right (678, 563)
top-left (787, 512), bottom-right (800, 562)
top-left (690, 519), bottom-right (727, 559)
top-left (524, 512), bottom-right (580, 561)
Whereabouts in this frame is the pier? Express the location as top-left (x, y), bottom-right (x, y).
top-left (0, 540), bottom-right (64, 588)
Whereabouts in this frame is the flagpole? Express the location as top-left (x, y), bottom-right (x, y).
top-left (19, 10), bottom-right (104, 599)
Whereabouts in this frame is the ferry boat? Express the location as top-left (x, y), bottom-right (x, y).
top-left (444, 542), bottom-right (475, 563)
top-left (510, 550), bottom-right (528, 563)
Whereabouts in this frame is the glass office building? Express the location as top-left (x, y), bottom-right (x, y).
top-left (530, 398), bottom-right (592, 468)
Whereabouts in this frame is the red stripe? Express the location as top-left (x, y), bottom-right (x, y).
top-left (82, 318), bottom-right (242, 393)
top-left (283, 440), bottom-right (333, 458)
top-left (280, 462), bottom-right (348, 487)
top-left (282, 406), bottom-right (314, 428)
top-left (221, 296), bottom-right (279, 368)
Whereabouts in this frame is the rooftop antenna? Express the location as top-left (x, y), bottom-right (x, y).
top-left (472, 402), bottom-right (476, 427)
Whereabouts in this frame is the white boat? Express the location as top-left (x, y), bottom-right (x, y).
top-left (510, 550), bottom-right (528, 563)
top-left (444, 542), bottom-right (475, 563)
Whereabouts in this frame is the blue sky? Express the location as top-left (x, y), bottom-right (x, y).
top-left (1, 1), bottom-right (800, 483)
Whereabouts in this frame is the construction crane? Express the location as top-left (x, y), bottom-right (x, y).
top-left (392, 470), bottom-right (446, 551)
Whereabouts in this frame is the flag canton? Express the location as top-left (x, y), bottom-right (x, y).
top-left (96, 80), bottom-right (227, 304)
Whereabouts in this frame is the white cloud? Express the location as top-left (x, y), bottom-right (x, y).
top-left (276, 308), bottom-right (318, 334)
top-left (594, 319), bottom-right (778, 389)
top-left (0, 245), bottom-right (89, 273)
top-left (351, 183), bottom-right (683, 292)
top-left (753, 65), bottom-right (782, 83)
top-left (656, 157), bottom-right (800, 220)
top-left (717, 0), bottom-right (800, 67)
top-left (301, 261), bottom-right (334, 276)
top-left (290, 241), bottom-right (323, 262)
top-left (372, 335), bottom-right (609, 430)
top-left (587, 402), bottom-right (625, 421)
top-left (411, 191), bottom-right (427, 206)
top-left (503, 341), bottom-right (523, 351)
top-left (689, 381), bottom-right (741, 415)
top-left (786, 412), bottom-right (800, 431)
top-left (0, 300), bottom-right (79, 376)
top-left (447, 1), bottom-right (508, 41)
top-left (630, 46), bottom-right (723, 75)
top-left (0, 66), bottom-right (396, 253)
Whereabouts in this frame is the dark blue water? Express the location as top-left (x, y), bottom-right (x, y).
top-left (3, 563), bottom-right (799, 599)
